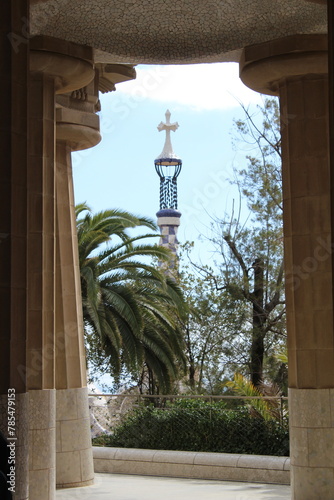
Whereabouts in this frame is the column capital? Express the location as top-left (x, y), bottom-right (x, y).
top-left (96, 63), bottom-right (136, 93)
top-left (56, 108), bottom-right (101, 151)
top-left (30, 35), bottom-right (95, 93)
top-left (240, 34), bottom-right (328, 95)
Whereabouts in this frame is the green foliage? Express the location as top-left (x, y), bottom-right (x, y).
top-left (183, 98), bottom-right (286, 388)
top-left (94, 398), bottom-right (289, 456)
top-left (77, 203), bottom-right (187, 392)
top-left (178, 248), bottom-right (250, 392)
top-left (274, 347), bottom-right (288, 365)
top-left (226, 373), bottom-right (274, 421)
top-left (226, 373), bottom-right (286, 423)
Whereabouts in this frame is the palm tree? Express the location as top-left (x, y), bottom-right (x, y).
top-left (226, 373), bottom-right (286, 423)
top-left (76, 203), bottom-right (187, 392)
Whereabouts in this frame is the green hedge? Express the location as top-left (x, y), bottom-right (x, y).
top-left (93, 399), bottom-right (289, 456)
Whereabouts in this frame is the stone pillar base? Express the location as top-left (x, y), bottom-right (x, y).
top-left (56, 387), bottom-right (94, 488)
top-left (289, 388), bottom-right (334, 499)
top-left (29, 389), bottom-right (56, 500)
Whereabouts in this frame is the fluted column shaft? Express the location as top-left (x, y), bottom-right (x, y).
top-left (55, 142), bottom-right (87, 390)
top-left (27, 58), bottom-right (58, 500)
top-left (55, 139), bottom-right (96, 488)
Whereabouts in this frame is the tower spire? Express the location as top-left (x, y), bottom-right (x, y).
top-left (155, 110), bottom-right (182, 211)
top-left (154, 110), bottom-right (182, 263)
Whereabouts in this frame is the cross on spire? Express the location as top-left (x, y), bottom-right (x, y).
top-left (156, 109), bottom-right (179, 161)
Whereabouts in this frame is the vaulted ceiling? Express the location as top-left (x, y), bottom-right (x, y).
top-left (30, 0), bottom-right (327, 64)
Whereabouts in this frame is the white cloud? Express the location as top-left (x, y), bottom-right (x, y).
top-left (115, 63), bottom-right (262, 111)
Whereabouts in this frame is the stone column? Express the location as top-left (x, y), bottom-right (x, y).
top-left (55, 86), bottom-right (101, 488)
top-left (240, 34), bottom-right (332, 499)
top-left (54, 62), bottom-right (135, 489)
top-left (28, 36), bottom-right (94, 500)
top-left (0, 3), bottom-right (30, 499)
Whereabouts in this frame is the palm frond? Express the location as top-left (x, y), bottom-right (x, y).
top-left (226, 373), bottom-right (276, 421)
top-left (76, 203), bottom-right (187, 390)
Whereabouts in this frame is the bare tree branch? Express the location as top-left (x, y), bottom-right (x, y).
top-left (223, 234), bottom-right (250, 299)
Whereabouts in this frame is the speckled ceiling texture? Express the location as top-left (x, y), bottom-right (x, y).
top-left (30, 0), bottom-right (327, 64)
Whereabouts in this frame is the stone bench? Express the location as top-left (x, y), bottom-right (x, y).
top-left (93, 447), bottom-right (290, 485)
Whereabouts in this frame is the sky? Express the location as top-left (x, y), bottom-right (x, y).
top-left (72, 62), bottom-right (264, 265)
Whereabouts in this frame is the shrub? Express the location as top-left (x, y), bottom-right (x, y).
top-left (93, 399), bottom-right (289, 456)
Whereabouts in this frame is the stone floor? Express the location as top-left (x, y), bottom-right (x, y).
top-left (56, 473), bottom-right (290, 500)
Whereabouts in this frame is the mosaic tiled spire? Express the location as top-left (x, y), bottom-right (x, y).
top-left (155, 110), bottom-right (182, 211)
top-left (154, 110), bottom-right (182, 259)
